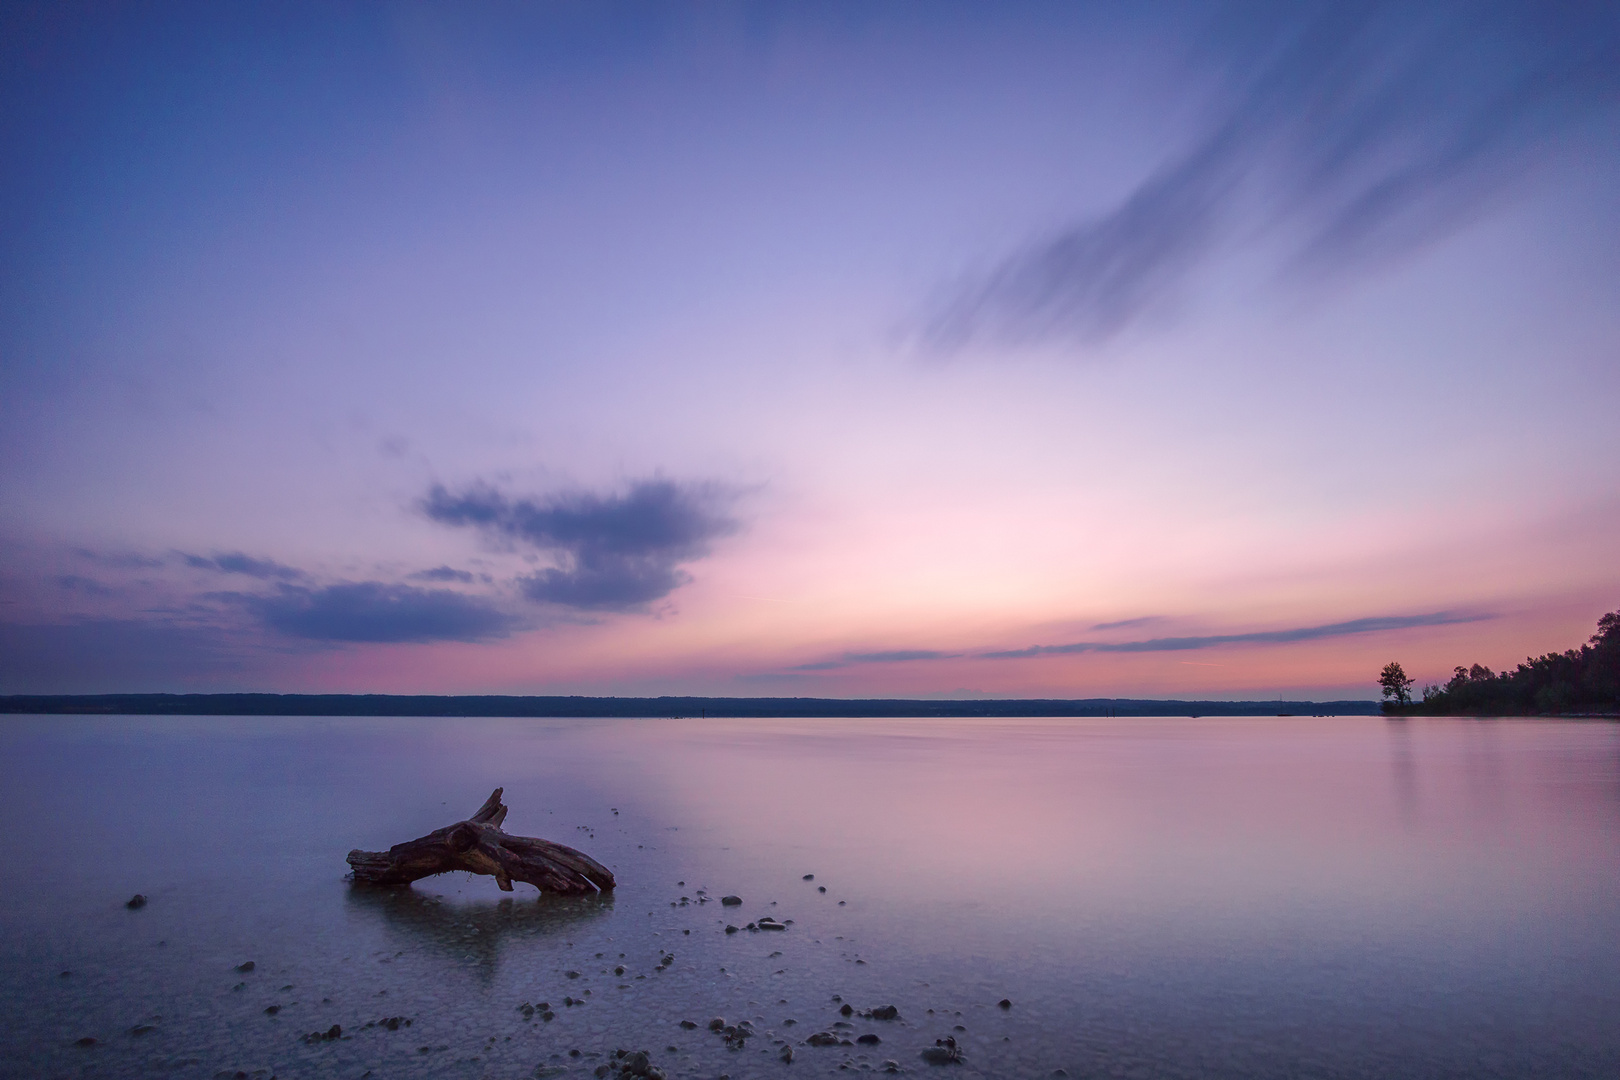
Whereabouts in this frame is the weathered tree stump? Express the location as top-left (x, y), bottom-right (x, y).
top-left (347, 788), bottom-right (615, 895)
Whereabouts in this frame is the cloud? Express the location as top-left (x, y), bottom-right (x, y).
top-left (181, 551), bottom-right (307, 581)
top-left (70, 548), bottom-right (166, 569)
top-left (423, 478), bottom-right (739, 611)
top-left (0, 618), bottom-right (251, 693)
top-left (54, 574), bottom-right (117, 595)
top-left (793, 649), bottom-right (960, 671)
top-left (248, 582), bottom-right (518, 643)
top-left (981, 611), bottom-right (1492, 659)
top-left (925, 1), bottom-right (1620, 348)
top-left (409, 565), bottom-right (477, 583)
top-left (1091, 616), bottom-right (1162, 631)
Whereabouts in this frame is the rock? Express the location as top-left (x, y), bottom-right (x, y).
top-left (998, 998), bottom-right (1012, 1010)
top-left (679, 1020), bottom-right (697, 1029)
top-left (566, 970), bottom-right (581, 978)
top-left (75, 1036), bottom-right (97, 1046)
top-left (757, 918), bottom-right (786, 931)
top-left (725, 925), bottom-right (738, 934)
top-left (594, 1066), bottom-right (610, 1079)
top-left (126, 894), bottom-right (147, 909)
top-left (614, 965), bottom-right (626, 975)
top-left (920, 1036), bottom-right (964, 1065)
top-left (721, 895), bottom-right (743, 906)
top-left (708, 1017), bottom-right (726, 1031)
top-left (806, 1031), bottom-right (841, 1047)
top-left (881, 1060), bottom-right (901, 1073)
top-left (803, 874), bottom-right (814, 880)
top-left (235, 961), bottom-right (255, 973)
top-left (857, 1034), bottom-right (882, 1045)
top-left (534, 1068), bottom-right (570, 1079)
top-left (818, 886), bottom-right (827, 893)
top-left (839, 1004), bottom-right (853, 1016)
top-left (623, 1050), bottom-right (650, 1074)
top-left (129, 1024), bottom-right (155, 1036)
top-left (869, 1005), bottom-right (900, 1020)
top-left (541, 1011), bottom-right (556, 1022)
top-left (779, 1045), bottom-right (794, 1063)
top-left (264, 1006), bottom-right (280, 1016)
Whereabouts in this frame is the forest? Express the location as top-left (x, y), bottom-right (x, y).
top-left (1383, 609), bottom-right (1620, 715)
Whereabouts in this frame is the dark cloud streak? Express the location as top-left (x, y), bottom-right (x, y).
top-left (792, 649), bottom-right (960, 672)
top-left (181, 551), bottom-right (307, 581)
top-left (982, 611), bottom-right (1492, 659)
top-left (248, 583), bottom-right (517, 643)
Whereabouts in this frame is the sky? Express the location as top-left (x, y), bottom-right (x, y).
top-left (2, 1), bottom-right (1618, 699)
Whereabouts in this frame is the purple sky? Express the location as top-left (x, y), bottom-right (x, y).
top-left (3, 2), bottom-right (1618, 698)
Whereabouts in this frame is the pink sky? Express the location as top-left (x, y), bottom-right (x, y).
top-left (2, 4), bottom-right (1617, 698)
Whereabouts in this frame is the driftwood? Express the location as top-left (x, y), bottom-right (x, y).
top-left (347, 788), bottom-right (615, 895)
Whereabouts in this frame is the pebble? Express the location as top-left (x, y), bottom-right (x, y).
top-left (858, 1034), bottom-right (882, 1045)
top-left (235, 961), bottom-right (255, 973)
top-left (920, 1036), bottom-right (964, 1065)
top-left (721, 895), bottom-right (743, 906)
top-left (803, 874), bottom-right (815, 880)
top-left (998, 998), bottom-right (1012, 1009)
top-left (126, 894), bottom-right (147, 910)
top-left (75, 1036), bottom-right (97, 1047)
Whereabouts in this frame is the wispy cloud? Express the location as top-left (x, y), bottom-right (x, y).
top-left (925, 1), bottom-right (1620, 348)
top-left (792, 649), bottom-right (960, 672)
top-left (0, 618), bottom-right (251, 693)
top-left (423, 478), bottom-right (739, 612)
top-left (1091, 616), bottom-right (1162, 631)
top-left (408, 565), bottom-right (478, 583)
top-left (247, 582), bottom-right (518, 644)
top-left (981, 611), bottom-right (1492, 659)
top-left (181, 551), bottom-right (308, 581)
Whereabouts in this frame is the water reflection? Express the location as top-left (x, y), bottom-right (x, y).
top-left (345, 884), bottom-right (613, 980)
top-left (1385, 718), bottom-right (1421, 828)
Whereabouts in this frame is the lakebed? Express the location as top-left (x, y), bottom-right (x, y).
top-left (1, 715), bottom-right (1617, 1079)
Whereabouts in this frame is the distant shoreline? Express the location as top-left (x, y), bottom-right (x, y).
top-left (0, 693), bottom-right (1382, 718)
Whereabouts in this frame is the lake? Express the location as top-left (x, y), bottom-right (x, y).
top-left (1, 715), bottom-right (1617, 1079)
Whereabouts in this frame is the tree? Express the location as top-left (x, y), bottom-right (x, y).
top-left (1379, 661), bottom-right (1414, 706)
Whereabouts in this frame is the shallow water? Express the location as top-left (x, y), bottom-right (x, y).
top-left (1, 715), bottom-right (1617, 1079)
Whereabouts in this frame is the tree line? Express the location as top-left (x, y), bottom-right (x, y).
top-left (1379, 609), bottom-right (1620, 715)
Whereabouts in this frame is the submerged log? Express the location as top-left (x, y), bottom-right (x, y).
top-left (347, 788), bottom-right (615, 895)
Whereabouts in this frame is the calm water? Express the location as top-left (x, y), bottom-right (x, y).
top-left (1, 715), bottom-right (1617, 1079)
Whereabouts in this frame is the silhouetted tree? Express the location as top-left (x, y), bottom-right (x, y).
top-left (1379, 661), bottom-right (1413, 706)
top-left (1390, 609), bottom-right (1620, 715)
